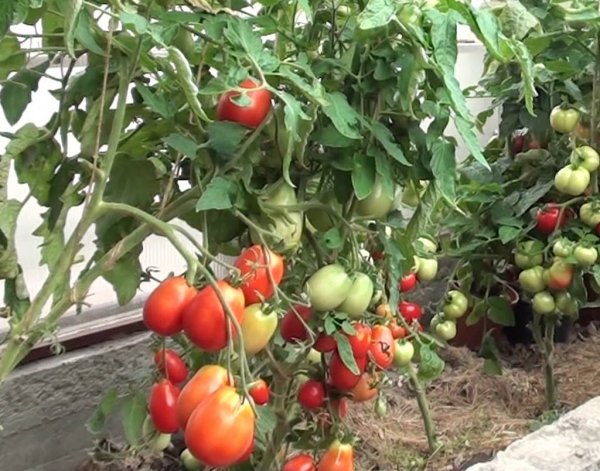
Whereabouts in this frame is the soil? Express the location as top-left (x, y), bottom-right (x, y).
top-left (78, 323), bottom-right (600, 471)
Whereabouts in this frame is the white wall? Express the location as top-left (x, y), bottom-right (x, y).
top-left (0, 37), bottom-right (498, 330)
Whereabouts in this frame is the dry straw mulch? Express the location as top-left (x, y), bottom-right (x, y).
top-left (349, 327), bottom-right (600, 471)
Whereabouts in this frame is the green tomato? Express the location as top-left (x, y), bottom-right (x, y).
top-left (398, 4), bottom-right (422, 27)
top-left (532, 291), bottom-right (556, 315)
top-left (554, 165), bottom-right (590, 196)
top-left (518, 266), bottom-right (546, 294)
top-left (573, 245), bottom-right (598, 267)
top-left (306, 193), bottom-right (341, 232)
top-left (435, 320), bottom-right (457, 341)
top-left (173, 28), bottom-right (201, 64)
top-left (416, 237), bottom-right (437, 253)
top-left (552, 239), bottom-right (574, 258)
top-left (374, 396), bottom-right (387, 417)
top-left (181, 448), bottom-right (202, 471)
top-left (555, 292), bottom-right (578, 317)
top-left (337, 273), bottom-right (374, 319)
top-left (443, 290), bottom-right (468, 319)
top-left (571, 146), bottom-right (600, 172)
top-left (142, 415), bottom-right (156, 441)
top-left (400, 183), bottom-right (421, 207)
top-left (307, 348), bottom-right (322, 364)
top-left (241, 304), bottom-right (278, 355)
top-left (514, 240), bottom-right (545, 269)
top-left (305, 264), bottom-right (352, 311)
top-left (580, 202), bottom-right (600, 227)
top-left (355, 176), bottom-right (395, 219)
top-left (393, 340), bottom-right (415, 367)
top-left (550, 106), bottom-right (580, 133)
top-left (150, 433), bottom-right (172, 452)
top-left (415, 257), bottom-right (438, 281)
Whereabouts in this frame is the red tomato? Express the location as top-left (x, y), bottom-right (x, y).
top-left (399, 272), bottom-right (417, 292)
top-left (149, 379), bottom-right (180, 433)
top-left (398, 301), bottom-right (423, 322)
top-left (182, 280), bottom-right (245, 352)
top-left (216, 79), bottom-right (272, 128)
top-left (329, 352), bottom-right (367, 391)
top-left (370, 250), bottom-right (384, 262)
top-left (332, 397), bottom-right (348, 418)
top-left (281, 305), bottom-right (313, 343)
top-left (370, 325), bottom-right (396, 370)
top-left (283, 454), bottom-right (317, 471)
top-left (185, 386), bottom-right (255, 467)
top-left (235, 245), bottom-right (284, 304)
top-left (342, 323), bottom-right (371, 358)
top-left (235, 430), bottom-right (255, 464)
top-left (350, 373), bottom-right (379, 403)
top-left (153, 349), bottom-right (188, 384)
top-left (314, 333), bottom-right (336, 352)
top-left (143, 277), bottom-right (196, 336)
top-left (511, 133), bottom-right (525, 153)
top-left (249, 379), bottom-right (270, 406)
top-left (389, 321), bottom-right (407, 339)
top-left (536, 203), bottom-right (568, 235)
top-left (298, 379), bottom-right (326, 409)
top-left (176, 364), bottom-right (232, 429)
top-left (317, 440), bottom-right (354, 471)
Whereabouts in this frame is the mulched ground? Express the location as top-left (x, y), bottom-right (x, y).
top-left (79, 324), bottom-right (600, 471)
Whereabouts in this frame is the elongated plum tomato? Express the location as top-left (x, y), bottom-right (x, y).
top-left (317, 440), bottom-right (354, 471)
top-left (337, 273), bottom-right (374, 319)
top-left (184, 386), bottom-right (255, 468)
top-left (176, 364), bottom-right (232, 429)
top-left (314, 333), bottom-right (336, 353)
top-left (305, 264), bottom-right (352, 311)
top-left (235, 245), bottom-right (284, 305)
top-left (355, 176), bottom-right (394, 219)
top-left (240, 303), bottom-right (278, 355)
top-left (153, 349), bottom-right (188, 384)
top-left (350, 373), bottom-right (379, 403)
top-left (329, 351), bottom-right (367, 391)
top-left (399, 272), bottom-right (417, 292)
top-left (283, 454), bottom-right (317, 471)
top-left (536, 203), bottom-right (567, 235)
top-left (369, 325), bottom-right (396, 369)
top-left (298, 379), bottom-right (326, 409)
top-left (216, 78), bottom-right (272, 128)
top-left (143, 277), bottom-right (196, 336)
top-left (149, 379), bottom-right (180, 433)
top-left (280, 305), bottom-right (313, 343)
top-left (248, 379), bottom-right (270, 405)
top-left (182, 280), bottom-right (245, 352)
top-left (343, 323), bottom-right (371, 358)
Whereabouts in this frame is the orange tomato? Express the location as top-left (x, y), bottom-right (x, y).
top-left (317, 440), bottom-right (354, 471)
top-left (349, 373), bottom-right (379, 403)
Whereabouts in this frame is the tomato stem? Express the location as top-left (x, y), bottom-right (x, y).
top-left (407, 363), bottom-right (438, 453)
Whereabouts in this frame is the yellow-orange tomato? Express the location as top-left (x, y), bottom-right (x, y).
top-left (375, 303), bottom-right (393, 319)
top-left (350, 373), bottom-right (379, 403)
top-left (184, 386), bottom-right (255, 468)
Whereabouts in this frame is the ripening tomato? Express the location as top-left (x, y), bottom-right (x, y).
top-left (234, 431), bottom-right (255, 464)
top-left (249, 379), bottom-right (270, 406)
top-left (235, 245), bottom-right (284, 304)
top-left (536, 203), bottom-right (568, 235)
top-left (184, 386), bottom-right (255, 467)
top-left (176, 364), bottom-right (232, 429)
top-left (314, 333), bottom-right (337, 353)
top-left (399, 272), bottom-right (418, 292)
top-left (143, 277), bottom-right (196, 336)
top-left (149, 380), bottom-right (180, 433)
top-left (298, 379), bottom-right (326, 409)
top-left (543, 259), bottom-right (574, 290)
top-left (182, 280), bottom-right (245, 352)
top-left (317, 440), bottom-right (354, 471)
top-left (375, 303), bottom-right (393, 319)
top-left (343, 323), bottom-right (371, 358)
top-left (389, 320), bottom-right (407, 339)
top-left (153, 349), bottom-right (188, 384)
top-left (240, 303), bottom-right (278, 355)
top-left (398, 301), bottom-right (423, 322)
top-left (329, 352), bottom-right (367, 391)
top-left (216, 78), bottom-right (272, 128)
top-left (350, 373), bottom-right (379, 403)
top-left (280, 305), bottom-right (313, 343)
top-left (369, 325), bottom-right (396, 369)
top-left (283, 454), bottom-right (316, 471)
top-left (550, 106), bottom-right (580, 133)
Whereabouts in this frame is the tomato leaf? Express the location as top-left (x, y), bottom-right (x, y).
top-left (486, 296), bottom-right (515, 326)
top-left (196, 177), bottom-right (236, 211)
top-left (506, 38), bottom-right (537, 116)
top-left (121, 391), bottom-right (147, 446)
top-left (255, 405), bottom-right (276, 445)
top-left (134, 82), bottom-right (176, 119)
top-left (466, 300), bottom-right (486, 327)
top-left (498, 0), bottom-right (539, 40)
top-left (351, 153), bottom-right (376, 200)
top-left (223, 17), bottom-right (278, 72)
top-left (321, 92), bottom-right (362, 140)
top-left (334, 332), bottom-right (360, 375)
top-left (64, 0), bottom-right (83, 58)
top-left (417, 344), bottom-right (445, 384)
top-left (372, 148), bottom-right (394, 199)
top-left (0, 199), bottom-right (21, 279)
top-left (205, 122), bottom-right (246, 157)
top-left (455, 115), bottom-right (489, 170)
top-left (321, 227), bottom-right (343, 250)
top-left (324, 315), bottom-right (337, 335)
top-left (103, 250), bottom-right (142, 306)
top-left (0, 1), bottom-right (14, 40)
top-left (163, 133), bottom-right (198, 159)
top-left (479, 332), bottom-right (503, 376)
top-left (357, 0), bottom-right (395, 30)
top-left (87, 388), bottom-right (119, 435)
top-left (498, 225), bottom-right (522, 244)
top-left (431, 139), bottom-right (456, 204)
top-left (3, 269), bottom-right (30, 320)
top-left (0, 61), bottom-right (49, 125)
top-left (368, 121), bottom-right (410, 166)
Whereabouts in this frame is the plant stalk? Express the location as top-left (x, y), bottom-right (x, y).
top-left (543, 318), bottom-right (557, 410)
top-left (407, 363), bottom-right (438, 453)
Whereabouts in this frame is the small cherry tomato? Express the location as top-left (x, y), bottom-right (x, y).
top-left (298, 379), bottom-right (326, 409)
top-left (280, 305), bottom-right (313, 343)
top-left (249, 379), bottom-right (270, 405)
top-left (434, 320), bottom-right (457, 341)
top-left (389, 320), bottom-right (407, 339)
top-left (442, 290), bottom-right (468, 319)
top-left (375, 303), bottom-right (393, 319)
top-left (398, 301), bottom-right (423, 322)
top-left (399, 272), bottom-right (418, 292)
top-left (153, 349), bottom-right (188, 384)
